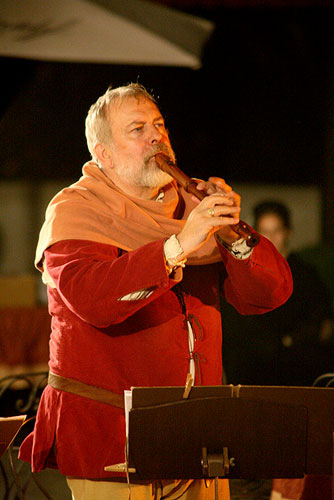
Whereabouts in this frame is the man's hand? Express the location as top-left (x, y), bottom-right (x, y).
top-left (195, 176), bottom-right (234, 197)
top-left (177, 183), bottom-right (241, 258)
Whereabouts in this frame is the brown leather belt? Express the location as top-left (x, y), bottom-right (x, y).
top-left (48, 372), bottom-right (125, 409)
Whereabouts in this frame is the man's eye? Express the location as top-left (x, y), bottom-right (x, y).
top-left (156, 122), bottom-right (166, 130)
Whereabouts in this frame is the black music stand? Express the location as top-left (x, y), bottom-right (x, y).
top-left (119, 385), bottom-right (334, 498)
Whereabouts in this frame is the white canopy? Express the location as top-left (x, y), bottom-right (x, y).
top-left (0, 0), bottom-right (214, 68)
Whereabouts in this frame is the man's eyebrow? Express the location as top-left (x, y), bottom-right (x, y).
top-left (126, 116), bottom-right (165, 129)
top-left (127, 120), bottom-right (144, 129)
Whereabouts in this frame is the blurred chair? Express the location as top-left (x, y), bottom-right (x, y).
top-left (0, 371), bottom-right (50, 500)
top-left (312, 372), bottom-right (334, 387)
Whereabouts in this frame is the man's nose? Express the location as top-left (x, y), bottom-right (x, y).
top-left (149, 125), bottom-right (163, 144)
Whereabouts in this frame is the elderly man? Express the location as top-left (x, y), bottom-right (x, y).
top-left (19, 83), bottom-right (292, 500)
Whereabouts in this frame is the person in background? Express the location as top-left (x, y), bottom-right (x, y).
top-left (18, 84), bottom-right (292, 500)
top-left (222, 200), bottom-right (333, 387)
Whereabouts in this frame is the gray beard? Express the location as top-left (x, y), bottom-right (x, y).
top-left (137, 163), bottom-right (173, 188)
top-left (114, 144), bottom-right (175, 189)
top-left (114, 161), bottom-right (173, 189)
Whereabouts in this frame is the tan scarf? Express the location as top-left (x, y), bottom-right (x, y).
top-left (35, 162), bottom-right (221, 272)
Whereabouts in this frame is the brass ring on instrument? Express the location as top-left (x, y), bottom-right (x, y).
top-left (208, 207), bottom-right (215, 217)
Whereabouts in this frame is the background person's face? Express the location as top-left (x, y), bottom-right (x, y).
top-left (256, 213), bottom-right (291, 256)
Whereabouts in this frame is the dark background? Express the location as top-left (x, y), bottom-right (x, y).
top-left (1, 3), bottom-right (333, 239)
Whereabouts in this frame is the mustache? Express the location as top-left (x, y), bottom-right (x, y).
top-left (144, 144), bottom-right (176, 164)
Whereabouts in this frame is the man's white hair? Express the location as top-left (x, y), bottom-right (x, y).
top-left (85, 83), bottom-right (157, 162)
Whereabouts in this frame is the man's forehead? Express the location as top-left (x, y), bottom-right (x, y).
top-left (108, 96), bottom-right (162, 124)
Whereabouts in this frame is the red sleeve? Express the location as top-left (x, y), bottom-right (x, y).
top-left (218, 236), bottom-right (293, 315)
top-left (44, 239), bottom-right (181, 327)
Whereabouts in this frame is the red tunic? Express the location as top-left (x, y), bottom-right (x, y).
top-left (19, 236), bottom-right (292, 479)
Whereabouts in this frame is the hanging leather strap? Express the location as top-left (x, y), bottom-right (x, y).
top-left (48, 372), bottom-right (125, 409)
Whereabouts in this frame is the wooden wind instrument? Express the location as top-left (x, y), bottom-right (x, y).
top-left (155, 153), bottom-right (260, 248)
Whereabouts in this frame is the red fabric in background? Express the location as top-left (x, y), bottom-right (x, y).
top-left (0, 307), bottom-right (50, 370)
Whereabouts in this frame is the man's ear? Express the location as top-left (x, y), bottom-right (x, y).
top-left (94, 143), bottom-right (113, 167)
